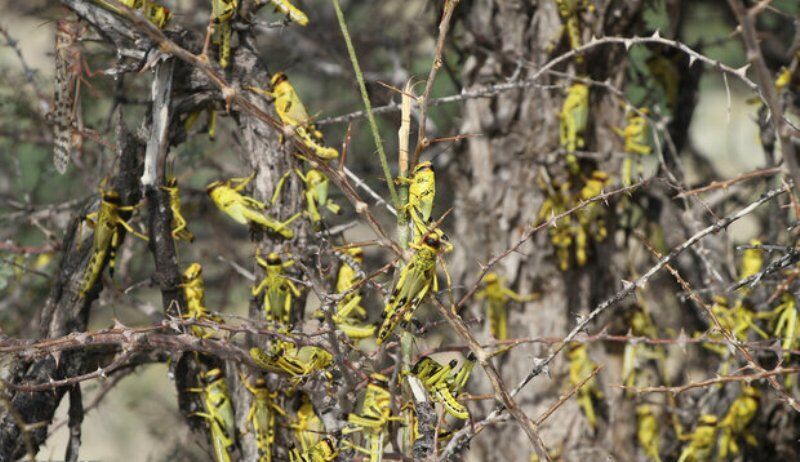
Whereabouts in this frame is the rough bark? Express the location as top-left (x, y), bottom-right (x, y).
top-left (449, 1), bottom-right (645, 460)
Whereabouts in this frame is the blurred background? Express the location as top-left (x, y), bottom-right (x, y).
top-left (1, 0), bottom-right (798, 460)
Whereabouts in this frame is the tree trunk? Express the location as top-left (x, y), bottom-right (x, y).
top-left (449, 1), bottom-right (645, 459)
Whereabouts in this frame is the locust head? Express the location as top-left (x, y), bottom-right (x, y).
top-left (183, 262), bottom-right (203, 281)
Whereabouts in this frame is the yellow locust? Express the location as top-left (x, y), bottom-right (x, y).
top-left (314, 247), bottom-right (374, 339)
top-left (552, 0), bottom-right (593, 62)
top-left (636, 404), bottom-right (662, 462)
top-left (476, 272), bottom-right (539, 340)
top-left (291, 394), bottom-right (324, 453)
top-left (207, 173), bottom-right (300, 238)
top-left (410, 354), bottom-right (475, 420)
top-left (249, 340), bottom-right (332, 381)
top-left (95, 0), bottom-right (172, 28)
top-left (189, 368), bottom-right (236, 462)
top-left (613, 108), bottom-right (651, 186)
top-left (161, 176), bottom-right (194, 242)
top-left (289, 437), bottom-right (338, 462)
top-left (78, 186), bottom-right (148, 298)
top-left (252, 251), bottom-right (301, 326)
top-left (344, 374), bottom-right (402, 462)
top-left (677, 414), bottom-right (718, 462)
top-left (181, 263), bottom-right (224, 339)
top-left (264, 0), bottom-right (308, 26)
top-left (248, 72), bottom-right (338, 159)
top-left (567, 343), bottom-right (603, 429)
top-left (718, 386), bottom-right (760, 460)
top-left (294, 168), bottom-right (340, 223)
top-left (376, 232), bottom-right (447, 345)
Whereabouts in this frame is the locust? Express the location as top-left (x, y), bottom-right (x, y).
top-left (410, 354), bottom-right (475, 420)
top-left (161, 176), bottom-right (194, 242)
top-left (188, 368), bottom-right (236, 462)
top-left (552, 0), bottom-right (594, 62)
top-left (242, 375), bottom-right (285, 462)
top-left (718, 386), bottom-right (760, 460)
top-left (740, 239), bottom-right (764, 280)
top-left (397, 161), bottom-right (435, 240)
top-left (211, 0), bottom-right (237, 68)
top-left (313, 247), bottom-right (374, 339)
top-left (677, 414), bottom-right (718, 462)
top-left (621, 305), bottom-right (664, 392)
top-left (646, 52), bottom-right (680, 112)
top-left (95, 0), bottom-right (172, 28)
top-left (567, 343), bottom-right (603, 430)
top-left (559, 82), bottom-right (589, 174)
top-left (536, 176), bottom-right (575, 271)
top-left (181, 263), bottom-right (224, 339)
top-left (53, 19), bottom-right (85, 175)
top-left (293, 168), bottom-right (340, 223)
top-left (207, 173), bottom-right (300, 238)
top-left (613, 108), bottom-right (651, 186)
top-left (770, 293), bottom-right (799, 372)
top-left (263, 0), bottom-right (308, 26)
top-left (476, 272), bottom-right (539, 340)
top-left (249, 341), bottom-right (332, 381)
top-left (248, 72), bottom-right (338, 159)
top-left (700, 296), bottom-right (769, 358)
top-left (344, 373), bottom-right (402, 462)
top-left (289, 438), bottom-right (338, 462)
top-left (142, 0), bottom-right (172, 28)
top-left (636, 404), bottom-right (662, 462)
top-left (376, 232), bottom-right (447, 345)
top-left (291, 394), bottom-right (325, 453)
top-left (78, 186), bottom-right (148, 298)
top-left (575, 169), bottom-right (610, 266)
top-left (252, 251), bottom-right (302, 326)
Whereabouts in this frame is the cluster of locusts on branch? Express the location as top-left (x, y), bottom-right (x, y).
top-left (1, 0), bottom-right (799, 461)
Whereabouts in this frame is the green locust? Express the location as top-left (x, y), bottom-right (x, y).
top-left (211, 0), bottom-right (237, 68)
top-left (252, 251), bottom-right (301, 326)
top-left (398, 161), bottom-right (435, 241)
top-left (559, 82), bottom-right (589, 173)
top-left (376, 232), bottom-right (447, 345)
top-left (78, 186), bottom-right (148, 298)
top-left (189, 368), bottom-right (236, 462)
top-left (242, 375), bottom-right (285, 462)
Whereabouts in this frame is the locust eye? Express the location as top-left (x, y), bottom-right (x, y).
top-left (103, 192), bottom-right (121, 204)
top-left (267, 253), bottom-right (282, 265)
top-left (271, 72), bottom-right (288, 86)
top-left (424, 235), bottom-right (440, 248)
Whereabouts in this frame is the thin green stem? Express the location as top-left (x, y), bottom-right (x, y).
top-left (331, 0), bottom-right (399, 208)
